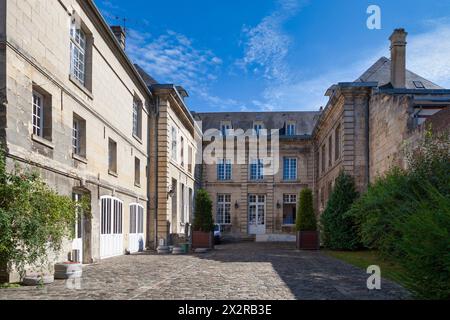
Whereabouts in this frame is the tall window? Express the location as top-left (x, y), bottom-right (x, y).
top-left (328, 135), bottom-right (333, 167)
top-left (286, 122), bottom-right (296, 136)
top-left (180, 136), bottom-right (185, 167)
top-left (130, 204), bottom-right (144, 234)
top-left (70, 21), bottom-right (87, 85)
top-left (250, 159), bottom-right (264, 180)
top-left (72, 114), bottom-right (86, 157)
top-left (108, 138), bottom-right (117, 175)
top-left (32, 87), bottom-right (52, 141)
top-left (283, 158), bottom-right (297, 181)
top-left (283, 194), bottom-right (297, 225)
top-left (32, 91), bottom-right (44, 137)
top-left (188, 145), bottom-right (193, 173)
top-left (220, 121), bottom-right (232, 136)
top-left (217, 159), bottom-right (232, 181)
top-left (321, 145), bottom-right (326, 173)
top-left (132, 98), bottom-right (142, 139)
top-left (335, 125), bottom-right (341, 161)
top-left (171, 126), bottom-right (177, 161)
top-left (134, 157), bottom-right (140, 186)
top-left (73, 118), bottom-right (81, 155)
top-left (217, 194), bottom-right (231, 225)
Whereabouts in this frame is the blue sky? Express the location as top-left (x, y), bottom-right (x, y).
top-left (97, 0), bottom-right (450, 112)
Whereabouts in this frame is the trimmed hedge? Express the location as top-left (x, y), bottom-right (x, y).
top-left (296, 188), bottom-right (317, 231)
top-left (193, 189), bottom-right (214, 232)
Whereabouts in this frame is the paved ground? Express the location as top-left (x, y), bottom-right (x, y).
top-left (0, 242), bottom-right (410, 300)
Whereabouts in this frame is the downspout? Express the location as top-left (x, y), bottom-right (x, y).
top-left (365, 92), bottom-right (370, 189)
top-left (154, 96), bottom-right (160, 249)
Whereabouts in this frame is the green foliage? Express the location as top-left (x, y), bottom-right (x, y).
top-left (296, 188), bottom-right (317, 231)
top-left (320, 171), bottom-right (360, 250)
top-left (394, 185), bottom-right (450, 300)
top-left (193, 189), bottom-right (214, 232)
top-left (347, 129), bottom-right (450, 299)
top-left (0, 145), bottom-right (77, 278)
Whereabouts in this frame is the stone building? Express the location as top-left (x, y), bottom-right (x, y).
top-left (0, 0), bottom-right (153, 281)
top-left (194, 29), bottom-right (450, 239)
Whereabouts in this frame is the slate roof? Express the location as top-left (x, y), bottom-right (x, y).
top-left (193, 111), bottom-right (320, 136)
top-left (355, 57), bottom-right (443, 89)
top-left (134, 64), bottom-right (159, 86)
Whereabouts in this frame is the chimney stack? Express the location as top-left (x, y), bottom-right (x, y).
top-left (111, 25), bottom-right (126, 50)
top-left (389, 28), bottom-right (407, 88)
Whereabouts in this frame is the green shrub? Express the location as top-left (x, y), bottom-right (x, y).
top-left (296, 188), bottom-right (317, 231)
top-left (0, 145), bottom-right (77, 278)
top-left (394, 184), bottom-right (450, 299)
top-left (193, 189), bottom-right (214, 232)
top-left (347, 168), bottom-right (418, 259)
top-left (320, 172), bottom-right (360, 250)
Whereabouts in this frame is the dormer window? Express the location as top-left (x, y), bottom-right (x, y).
top-left (220, 121), bottom-right (232, 136)
top-left (286, 122), bottom-right (296, 136)
top-left (253, 121), bottom-right (264, 136)
top-left (413, 81), bottom-right (425, 89)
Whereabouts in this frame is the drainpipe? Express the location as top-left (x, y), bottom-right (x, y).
top-left (154, 96), bottom-right (160, 249)
top-left (365, 92), bottom-right (370, 189)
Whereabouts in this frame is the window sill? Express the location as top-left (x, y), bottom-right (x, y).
top-left (282, 224), bottom-right (296, 227)
top-left (108, 170), bottom-right (118, 178)
top-left (31, 134), bottom-right (54, 149)
top-left (132, 134), bottom-right (142, 144)
top-left (134, 183), bottom-right (141, 188)
top-left (72, 153), bottom-right (88, 164)
top-left (69, 75), bottom-right (93, 100)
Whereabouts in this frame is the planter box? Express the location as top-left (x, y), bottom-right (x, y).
top-left (192, 231), bottom-right (214, 249)
top-left (296, 231), bottom-right (320, 250)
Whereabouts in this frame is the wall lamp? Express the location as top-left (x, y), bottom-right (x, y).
top-left (276, 201), bottom-right (282, 209)
top-left (235, 201), bottom-right (239, 209)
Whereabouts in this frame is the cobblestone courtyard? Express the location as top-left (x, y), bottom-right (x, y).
top-left (0, 242), bottom-right (410, 300)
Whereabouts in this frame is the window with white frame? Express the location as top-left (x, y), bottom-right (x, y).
top-left (250, 159), bottom-right (264, 180)
top-left (217, 194), bottom-right (231, 225)
top-left (72, 113), bottom-right (86, 157)
top-left (283, 157), bottom-right (297, 181)
top-left (220, 121), bottom-right (232, 136)
top-left (283, 194), bottom-right (297, 225)
top-left (32, 87), bottom-right (52, 141)
top-left (70, 20), bottom-right (87, 86)
top-left (132, 98), bottom-right (142, 139)
top-left (171, 126), bottom-right (177, 161)
top-left (217, 159), bottom-right (232, 181)
top-left (286, 122), bottom-right (296, 136)
top-left (253, 122), bottom-right (264, 136)
top-left (32, 91), bottom-right (44, 137)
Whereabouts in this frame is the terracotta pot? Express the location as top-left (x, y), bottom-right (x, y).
top-left (192, 231), bottom-right (214, 249)
top-left (296, 231), bottom-right (320, 250)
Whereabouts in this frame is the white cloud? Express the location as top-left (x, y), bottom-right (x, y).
top-left (236, 0), bottom-right (306, 83)
top-left (250, 19), bottom-right (450, 112)
top-left (127, 29), bottom-right (242, 110)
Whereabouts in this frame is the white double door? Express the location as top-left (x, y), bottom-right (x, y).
top-left (129, 204), bottom-right (144, 253)
top-left (100, 196), bottom-right (124, 259)
top-left (248, 195), bottom-right (266, 235)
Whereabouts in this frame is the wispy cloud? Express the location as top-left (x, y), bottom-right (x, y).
top-left (236, 0), bottom-right (305, 83)
top-left (249, 18), bottom-right (450, 112)
top-left (126, 29), bottom-right (241, 110)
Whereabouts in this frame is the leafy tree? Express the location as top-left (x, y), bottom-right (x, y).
top-left (296, 188), bottom-right (317, 231)
top-left (0, 145), bottom-right (77, 279)
top-left (320, 171), bottom-right (360, 250)
top-left (193, 189), bottom-right (214, 232)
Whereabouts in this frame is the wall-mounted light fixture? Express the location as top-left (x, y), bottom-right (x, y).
top-left (167, 185), bottom-right (175, 199)
top-left (276, 201), bottom-right (282, 209)
top-left (235, 201), bottom-right (239, 209)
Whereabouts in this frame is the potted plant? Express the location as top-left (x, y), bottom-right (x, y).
top-left (192, 189), bottom-right (214, 249)
top-left (296, 188), bottom-right (319, 250)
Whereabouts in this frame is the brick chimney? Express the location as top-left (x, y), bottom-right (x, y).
top-left (389, 28), bottom-right (408, 88)
top-left (110, 25), bottom-right (126, 50)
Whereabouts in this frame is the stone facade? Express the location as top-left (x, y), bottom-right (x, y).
top-left (0, 0), bottom-right (152, 281)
